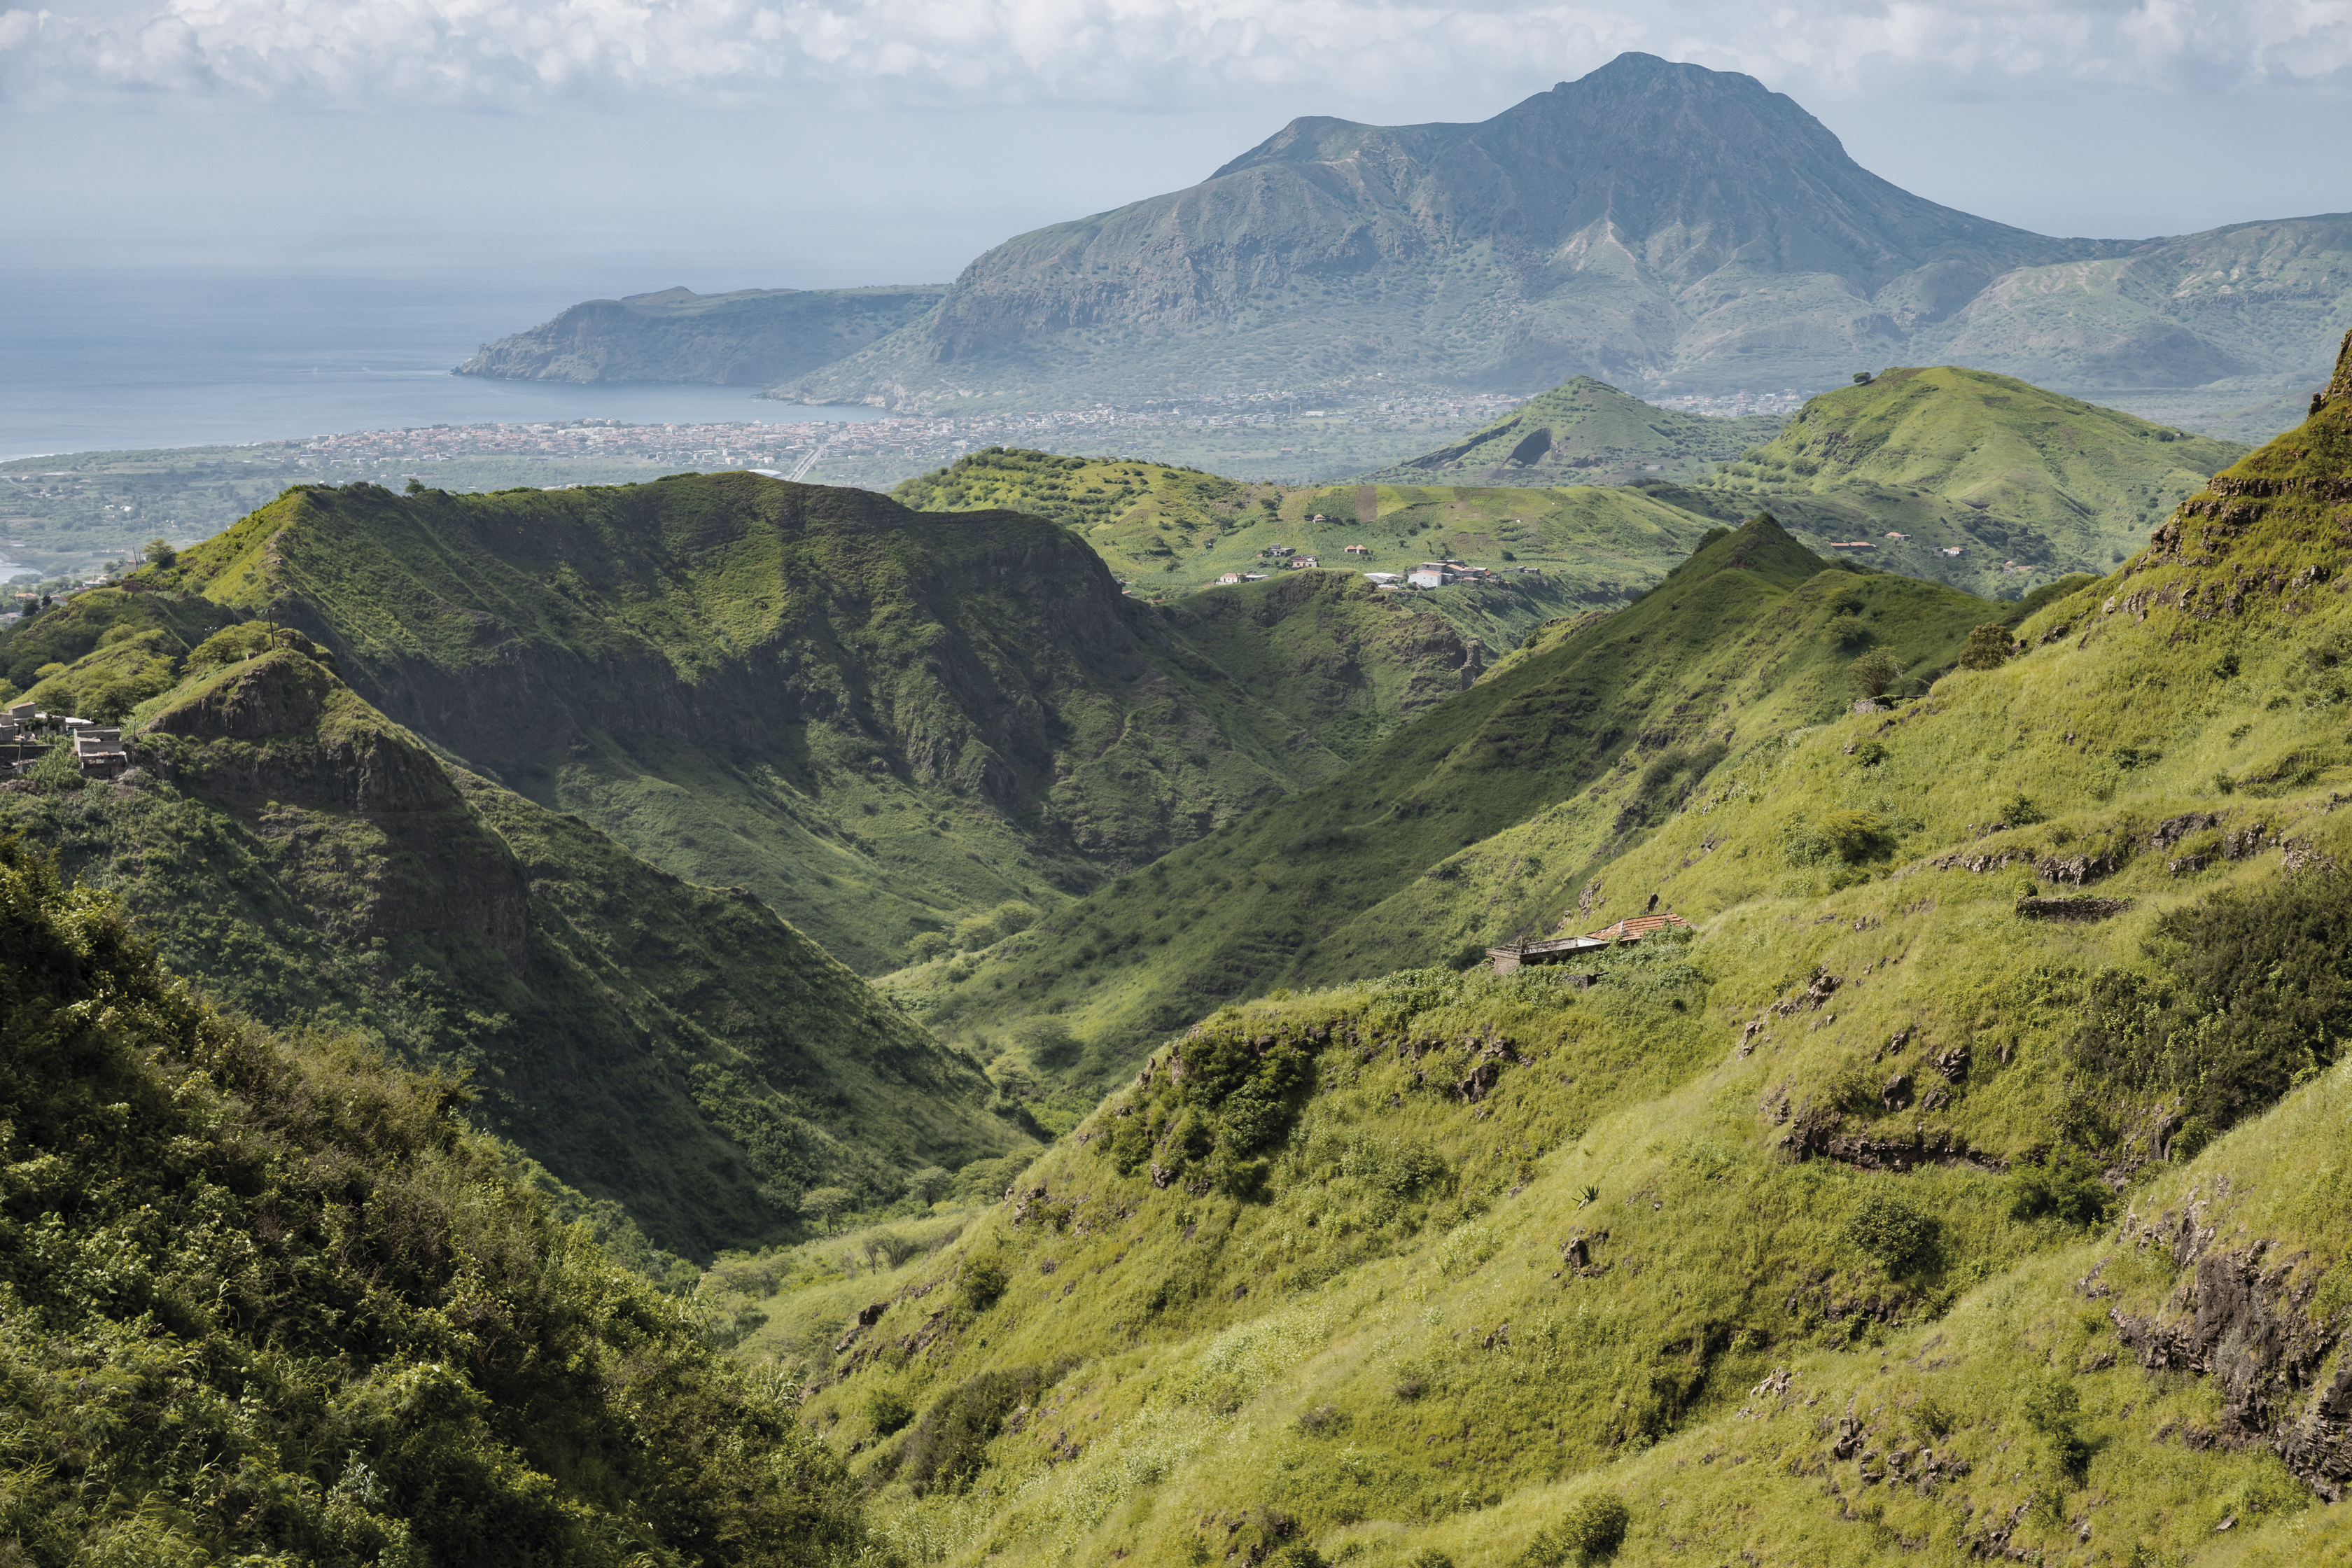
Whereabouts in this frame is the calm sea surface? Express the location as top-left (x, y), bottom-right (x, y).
top-left (0, 268), bottom-right (883, 463)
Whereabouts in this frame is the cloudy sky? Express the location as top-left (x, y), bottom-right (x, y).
top-left (4, 0), bottom-right (2348, 290)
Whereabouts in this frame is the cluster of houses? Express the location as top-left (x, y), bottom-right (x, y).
top-left (1358, 559), bottom-right (1520, 590)
top-left (1, 700), bottom-right (129, 778)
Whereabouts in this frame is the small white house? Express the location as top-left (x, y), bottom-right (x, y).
top-left (1407, 568), bottom-right (1448, 588)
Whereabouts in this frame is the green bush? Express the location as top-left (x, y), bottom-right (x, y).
top-left (1844, 1188), bottom-right (1939, 1274)
top-left (867, 1387), bottom-right (915, 1436)
top-left (2008, 1154), bottom-right (2114, 1226)
top-left (25, 738), bottom-right (82, 792)
top-left (1521, 1491), bottom-right (1630, 1564)
top-left (900, 1365), bottom-right (1051, 1494)
top-left (960, 1255), bottom-right (1011, 1313)
top-left (2071, 871), bottom-right (2352, 1130)
top-left (1958, 623), bottom-right (2013, 671)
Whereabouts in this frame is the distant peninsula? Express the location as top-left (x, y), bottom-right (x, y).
top-left (456, 283), bottom-right (945, 386)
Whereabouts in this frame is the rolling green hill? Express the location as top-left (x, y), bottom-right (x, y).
top-left (0, 836), bottom-right (877, 1564)
top-left (890, 447), bottom-right (1724, 648)
top-left (4, 475), bottom-right (1498, 975)
top-left (709, 328), bottom-right (2352, 1568)
top-left (0, 617), bottom-right (1032, 1258)
top-left (892, 517), bottom-right (2014, 1075)
top-left (1359, 376), bottom-right (1784, 486)
top-left (1700, 365), bottom-right (2249, 594)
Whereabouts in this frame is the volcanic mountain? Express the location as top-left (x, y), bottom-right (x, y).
top-left (784, 52), bottom-right (2108, 407)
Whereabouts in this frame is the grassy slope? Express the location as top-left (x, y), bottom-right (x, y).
top-left (902, 519), bottom-right (2003, 1068)
top-left (890, 447), bottom-right (1723, 648)
top-left (1700, 366), bottom-right (2249, 598)
top-left (57, 475), bottom-right (1452, 974)
top-left (1357, 375), bottom-right (1785, 486)
top-left (0, 836), bottom-right (874, 1565)
top-left (729, 335), bottom-right (2352, 1568)
top-left (0, 636), bottom-right (1031, 1257)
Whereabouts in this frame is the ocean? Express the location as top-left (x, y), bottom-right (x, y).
top-left (0, 267), bottom-right (883, 463)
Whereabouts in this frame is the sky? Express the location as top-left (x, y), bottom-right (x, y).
top-left (4, 0), bottom-right (2349, 295)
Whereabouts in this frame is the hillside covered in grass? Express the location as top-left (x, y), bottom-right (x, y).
top-left (0, 835), bottom-right (876, 1565)
top-left (0, 623), bottom-right (1030, 1257)
top-left (1362, 376), bottom-right (1784, 486)
top-left (720, 329), bottom-right (2352, 1568)
top-left (899, 517), bottom-right (2015, 1069)
top-left (1703, 365), bottom-right (2247, 594)
top-left (1, 474), bottom-right (1491, 975)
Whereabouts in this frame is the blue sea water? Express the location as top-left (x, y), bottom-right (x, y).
top-left (0, 267), bottom-right (883, 463)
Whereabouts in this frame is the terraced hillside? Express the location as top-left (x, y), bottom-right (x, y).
top-left (723, 328), bottom-right (2352, 1568)
top-left (1, 475), bottom-right (1491, 974)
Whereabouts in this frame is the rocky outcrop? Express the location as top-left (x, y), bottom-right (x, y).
top-left (2106, 1193), bottom-right (2352, 1499)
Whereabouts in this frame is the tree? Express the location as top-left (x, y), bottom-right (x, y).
top-left (142, 537), bottom-right (176, 568)
top-left (799, 1185), bottom-right (855, 1233)
top-left (1850, 650), bottom-right (1900, 699)
top-left (904, 1166), bottom-right (955, 1205)
top-left (1959, 622), bottom-right (2014, 671)
top-left (1852, 371), bottom-right (1874, 385)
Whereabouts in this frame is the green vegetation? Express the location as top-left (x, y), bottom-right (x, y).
top-left (681, 333), bottom-right (2352, 1565)
top-left (897, 515), bottom-right (1999, 1063)
top-left (1361, 377), bottom-right (1782, 487)
top-left (1700, 365), bottom-right (2248, 598)
top-left (892, 446), bottom-right (1724, 647)
top-left (0, 627), bottom-right (1031, 1258)
top-left (0, 834), bottom-right (873, 1564)
top-left (43, 473), bottom-right (1457, 974)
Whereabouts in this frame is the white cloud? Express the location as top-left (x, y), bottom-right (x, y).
top-left (1, 0), bottom-right (2346, 111)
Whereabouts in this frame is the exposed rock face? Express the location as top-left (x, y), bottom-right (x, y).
top-left (2108, 1196), bottom-right (2352, 1499)
top-left (135, 651), bottom-right (529, 963)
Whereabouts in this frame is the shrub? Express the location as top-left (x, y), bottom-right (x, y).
top-left (960, 1255), bottom-right (1010, 1313)
top-left (1818, 809), bottom-right (1895, 864)
top-left (1851, 650), bottom-right (1900, 696)
top-left (26, 739), bottom-right (83, 792)
top-left (2008, 1155), bottom-right (2113, 1226)
top-left (2070, 872), bottom-right (2352, 1130)
top-left (1521, 1492), bottom-right (1631, 1564)
top-left (1844, 1189), bottom-right (1938, 1274)
top-left (866, 1387), bottom-right (914, 1436)
top-left (1958, 624), bottom-right (2012, 671)
top-left (900, 1365), bottom-right (1051, 1494)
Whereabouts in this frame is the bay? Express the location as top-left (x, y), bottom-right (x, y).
top-left (0, 267), bottom-right (881, 462)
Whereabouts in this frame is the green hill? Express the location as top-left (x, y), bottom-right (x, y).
top-left (894, 517), bottom-right (2014, 1075)
top-left (0, 621), bottom-right (1031, 1258)
top-left (1360, 376), bottom-right (1784, 486)
top-left (0, 835), bottom-right (875, 1564)
top-left (708, 328), bottom-right (2352, 1568)
top-left (5, 475), bottom-right (1489, 975)
top-left (1700, 365), bottom-right (2248, 594)
top-left (890, 447), bottom-right (1724, 647)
